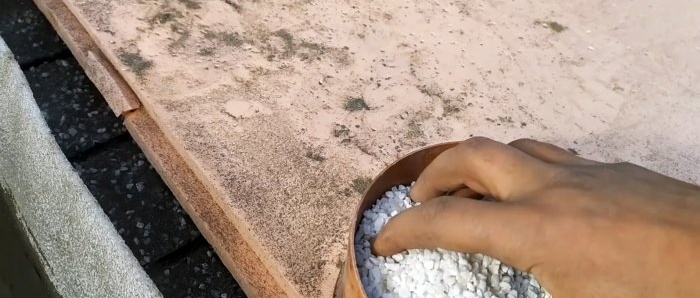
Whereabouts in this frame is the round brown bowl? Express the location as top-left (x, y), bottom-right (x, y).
top-left (334, 141), bottom-right (459, 298)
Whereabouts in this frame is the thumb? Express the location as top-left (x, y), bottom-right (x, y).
top-left (372, 196), bottom-right (539, 271)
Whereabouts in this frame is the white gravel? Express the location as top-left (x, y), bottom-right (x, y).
top-left (355, 183), bottom-right (552, 298)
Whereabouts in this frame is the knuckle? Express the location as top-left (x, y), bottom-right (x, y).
top-left (549, 165), bottom-right (599, 190)
top-left (457, 136), bottom-right (494, 155)
top-left (508, 138), bottom-right (537, 147)
top-left (549, 165), bottom-right (576, 181)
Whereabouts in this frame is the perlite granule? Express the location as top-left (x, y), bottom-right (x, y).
top-left (355, 183), bottom-right (552, 298)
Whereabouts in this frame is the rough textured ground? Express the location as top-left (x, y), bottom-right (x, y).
top-left (2, 0), bottom-right (246, 296)
top-left (51, 0), bottom-right (700, 296)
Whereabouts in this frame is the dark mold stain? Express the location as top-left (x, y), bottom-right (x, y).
top-left (272, 29), bottom-right (296, 58)
top-left (406, 119), bottom-right (424, 139)
top-left (351, 176), bottom-right (372, 194)
top-left (204, 30), bottom-right (246, 47)
top-left (118, 49), bottom-right (153, 76)
top-left (254, 28), bottom-right (350, 64)
top-left (149, 11), bottom-right (182, 25)
top-left (176, 0), bottom-right (202, 9)
top-left (332, 124), bottom-right (352, 144)
top-left (305, 150), bottom-right (326, 162)
top-left (298, 41), bottom-right (328, 61)
top-left (344, 97), bottom-right (369, 111)
top-left (417, 83), bottom-right (444, 98)
top-left (498, 116), bottom-right (514, 124)
top-left (535, 20), bottom-right (567, 33)
top-left (198, 47), bottom-right (215, 56)
top-left (224, 0), bottom-right (243, 12)
top-left (169, 23), bottom-right (191, 50)
top-left (442, 98), bottom-right (461, 117)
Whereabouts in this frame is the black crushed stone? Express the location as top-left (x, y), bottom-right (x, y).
top-left (0, 0), bottom-right (68, 66)
top-left (71, 138), bottom-right (202, 265)
top-left (23, 58), bottom-right (127, 158)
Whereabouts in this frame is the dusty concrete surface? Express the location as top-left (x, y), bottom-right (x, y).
top-left (55, 0), bottom-right (700, 296)
top-left (124, 109), bottom-right (284, 298)
top-left (0, 36), bottom-right (162, 298)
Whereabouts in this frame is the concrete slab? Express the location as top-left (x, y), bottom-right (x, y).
top-left (23, 57), bottom-right (126, 159)
top-left (0, 0), bottom-right (67, 65)
top-left (72, 138), bottom-right (202, 265)
top-left (46, 0), bottom-right (700, 296)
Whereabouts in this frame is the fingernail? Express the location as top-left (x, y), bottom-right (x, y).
top-left (409, 184), bottom-right (424, 201)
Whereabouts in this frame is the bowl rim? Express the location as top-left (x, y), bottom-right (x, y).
top-left (344, 141), bottom-right (460, 297)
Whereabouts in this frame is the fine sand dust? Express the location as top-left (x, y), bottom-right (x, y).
top-left (59, 0), bottom-right (700, 297)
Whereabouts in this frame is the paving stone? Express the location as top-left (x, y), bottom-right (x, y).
top-left (147, 242), bottom-right (247, 298)
top-left (0, 0), bottom-right (68, 65)
top-left (72, 138), bottom-right (202, 266)
top-left (24, 58), bottom-right (126, 159)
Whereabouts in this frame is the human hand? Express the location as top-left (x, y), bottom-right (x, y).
top-left (372, 137), bottom-right (700, 298)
